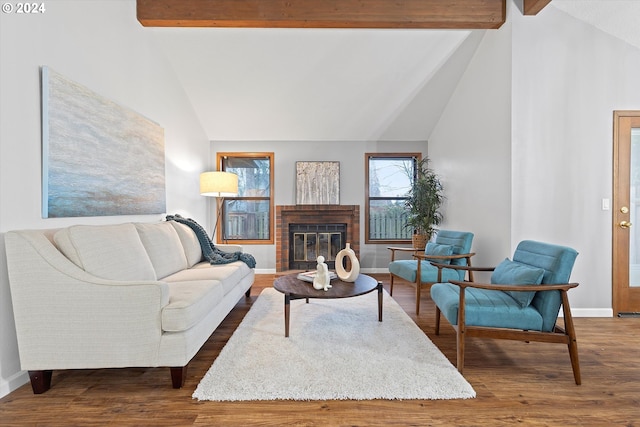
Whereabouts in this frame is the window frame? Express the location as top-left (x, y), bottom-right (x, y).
top-left (216, 152), bottom-right (274, 245)
top-left (365, 152), bottom-right (421, 244)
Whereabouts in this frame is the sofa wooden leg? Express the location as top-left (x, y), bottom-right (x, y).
top-left (389, 274), bottom-right (394, 296)
top-left (28, 370), bottom-right (52, 394)
top-left (170, 366), bottom-right (187, 389)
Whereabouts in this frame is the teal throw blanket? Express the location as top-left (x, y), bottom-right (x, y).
top-left (166, 214), bottom-right (256, 269)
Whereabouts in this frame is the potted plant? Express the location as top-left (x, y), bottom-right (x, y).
top-left (405, 157), bottom-right (444, 249)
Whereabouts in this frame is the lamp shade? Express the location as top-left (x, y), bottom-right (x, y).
top-left (200, 171), bottom-right (238, 197)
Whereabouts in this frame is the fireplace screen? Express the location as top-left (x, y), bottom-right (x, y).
top-left (293, 232), bottom-right (342, 263)
top-left (289, 223), bottom-right (346, 270)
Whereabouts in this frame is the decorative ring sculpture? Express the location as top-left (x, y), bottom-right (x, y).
top-left (335, 243), bottom-right (360, 282)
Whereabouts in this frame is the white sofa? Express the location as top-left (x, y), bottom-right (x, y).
top-left (4, 220), bottom-right (255, 393)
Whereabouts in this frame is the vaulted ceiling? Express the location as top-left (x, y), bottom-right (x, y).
top-left (552, 0), bottom-right (640, 49)
top-left (142, 1), bottom-right (639, 141)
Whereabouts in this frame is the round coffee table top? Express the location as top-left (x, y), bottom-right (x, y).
top-left (273, 273), bottom-right (378, 299)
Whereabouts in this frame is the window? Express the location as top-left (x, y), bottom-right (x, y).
top-left (365, 153), bottom-right (420, 244)
top-left (217, 152), bottom-right (274, 244)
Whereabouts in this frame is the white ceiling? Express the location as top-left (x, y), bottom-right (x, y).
top-left (553, 0), bottom-right (640, 49)
top-left (151, 1), bottom-right (640, 142)
top-left (153, 28), bottom-right (473, 141)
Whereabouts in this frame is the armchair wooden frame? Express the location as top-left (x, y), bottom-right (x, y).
top-left (434, 264), bottom-right (581, 385)
top-left (388, 247), bottom-right (475, 315)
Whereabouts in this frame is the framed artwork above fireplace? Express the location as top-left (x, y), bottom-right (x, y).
top-left (296, 161), bottom-right (339, 205)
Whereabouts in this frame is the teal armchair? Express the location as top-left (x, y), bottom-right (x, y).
top-left (388, 230), bottom-right (475, 315)
top-left (430, 240), bottom-right (581, 384)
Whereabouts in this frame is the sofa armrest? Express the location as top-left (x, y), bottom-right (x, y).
top-left (5, 230), bottom-right (170, 369)
top-left (216, 243), bottom-right (244, 253)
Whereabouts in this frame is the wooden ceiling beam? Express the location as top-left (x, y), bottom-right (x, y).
top-left (137, 0), bottom-right (506, 29)
top-left (522, 0), bottom-right (552, 16)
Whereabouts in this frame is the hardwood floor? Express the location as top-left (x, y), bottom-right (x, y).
top-left (1, 274), bottom-right (639, 426)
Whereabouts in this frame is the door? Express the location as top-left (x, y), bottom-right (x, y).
top-left (612, 111), bottom-right (640, 316)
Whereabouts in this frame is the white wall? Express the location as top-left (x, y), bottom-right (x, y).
top-left (0, 1), bottom-right (209, 397)
top-left (154, 28), bottom-right (473, 141)
top-left (429, 24), bottom-right (514, 278)
top-left (511, 5), bottom-right (640, 314)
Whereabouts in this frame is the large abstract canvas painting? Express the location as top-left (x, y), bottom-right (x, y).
top-left (41, 66), bottom-right (166, 218)
top-left (296, 161), bottom-right (340, 205)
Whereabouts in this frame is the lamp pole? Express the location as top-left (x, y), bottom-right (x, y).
top-left (200, 171), bottom-right (239, 243)
top-left (214, 196), bottom-right (225, 242)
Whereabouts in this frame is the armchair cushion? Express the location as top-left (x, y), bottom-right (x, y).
top-left (430, 282), bottom-right (544, 331)
top-left (513, 240), bottom-right (578, 331)
top-left (389, 230), bottom-right (474, 284)
top-left (425, 242), bottom-right (454, 264)
top-left (390, 260), bottom-right (464, 284)
top-left (491, 258), bottom-right (545, 308)
top-left (433, 230), bottom-right (474, 268)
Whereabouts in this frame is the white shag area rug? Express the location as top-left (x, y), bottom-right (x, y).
top-left (193, 287), bottom-right (475, 401)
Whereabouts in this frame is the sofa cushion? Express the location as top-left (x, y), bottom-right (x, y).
top-left (491, 258), bottom-right (545, 308)
top-left (169, 221), bottom-right (203, 267)
top-left (54, 223), bottom-right (156, 281)
top-left (135, 222), bottom-right (188, 279)
top-left (162, 280), bottom-right (224, 332)
top-left (162, 261), bottom-right (251, 295)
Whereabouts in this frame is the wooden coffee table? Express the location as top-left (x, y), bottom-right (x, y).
top-left (273, 273), bottom-right (383, 337)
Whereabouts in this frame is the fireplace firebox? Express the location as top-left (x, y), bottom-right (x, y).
top-left (275, 205), bottom-right (359, 272)
top-left (289, 223), bottom-right (346, 270)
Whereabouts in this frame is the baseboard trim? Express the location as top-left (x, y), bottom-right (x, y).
top-left (361, 268), bottom-right (389, 274)
top-left (0, 370), bottom-right (29, 398)
top-left (565, 308), bottom-right (613, 318)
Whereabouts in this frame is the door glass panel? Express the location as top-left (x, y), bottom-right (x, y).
top-left (630, 128), bottom-right (640, 287)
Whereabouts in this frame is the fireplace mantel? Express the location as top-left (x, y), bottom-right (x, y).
top-left (276, 205), bottom-right (359, 272)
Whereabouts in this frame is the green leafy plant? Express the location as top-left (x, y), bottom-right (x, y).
top-left (405, 157), bottom-right (444, 240)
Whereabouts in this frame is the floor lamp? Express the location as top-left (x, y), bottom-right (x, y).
top-left (200, 171), bottom-right (239, 242)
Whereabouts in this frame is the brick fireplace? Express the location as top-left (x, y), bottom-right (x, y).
top-left (276, 205), bottom-right (359, 272)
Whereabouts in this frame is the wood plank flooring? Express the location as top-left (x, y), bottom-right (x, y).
top-left (1, 274), bottom-right (639, 426)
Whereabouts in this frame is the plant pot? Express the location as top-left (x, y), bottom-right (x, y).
top-left (412, 234), bottom-right (428, 250)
